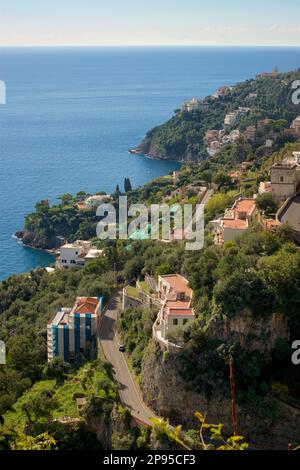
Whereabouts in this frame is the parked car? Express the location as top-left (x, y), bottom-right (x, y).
top-left (118, 344), bottom-right (126, 352)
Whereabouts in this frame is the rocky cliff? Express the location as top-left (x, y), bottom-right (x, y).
top-left (141, 338), bottom-right (300, 450)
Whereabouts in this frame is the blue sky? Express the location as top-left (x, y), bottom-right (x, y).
top-left (1, 0), bottom-right (299, 46)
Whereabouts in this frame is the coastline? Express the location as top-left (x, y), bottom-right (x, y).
top-left (129, 148), bottom-right (184, 163)
top-left (14, 233), bottom-right (59, 256)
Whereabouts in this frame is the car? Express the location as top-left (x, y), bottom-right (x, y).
top-left (118, 344), bottom-right (126, 352)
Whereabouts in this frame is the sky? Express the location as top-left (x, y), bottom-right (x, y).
top-left (0, 0), bottom-right (300, 47)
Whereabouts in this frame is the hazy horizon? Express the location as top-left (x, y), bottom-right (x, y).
top-left (1, 0), bottom-right (299, 47)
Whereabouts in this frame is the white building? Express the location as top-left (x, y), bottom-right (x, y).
top-left (182, 98), bottom-right (209, 112)
top-left (258, 181), bottom-right (272, 194)
top-left (229, 129), bottom-right (241, 143)
top-left (291, 116), bottom-right (300, 133)
top-left (224, 111), bottom-right (238, 127)
top-left (57, 240), bottom-right (104, 269)
top-left (85, 194), bottom-right (112, 209)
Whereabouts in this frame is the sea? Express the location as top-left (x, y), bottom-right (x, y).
top-left (0, 46), bottom-right (299, 280)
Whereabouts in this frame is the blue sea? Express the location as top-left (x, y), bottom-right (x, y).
top-left (0, 46), bottom-right (299, 280)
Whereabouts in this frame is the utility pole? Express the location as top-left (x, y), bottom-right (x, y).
top-left (229, 357), bottom-right (238, 436)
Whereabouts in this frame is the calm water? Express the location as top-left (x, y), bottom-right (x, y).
top-left (0, 46), bottom-right (299, 280)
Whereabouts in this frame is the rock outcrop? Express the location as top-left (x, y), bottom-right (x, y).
top-left (141, 340), bottom-right (300, 449)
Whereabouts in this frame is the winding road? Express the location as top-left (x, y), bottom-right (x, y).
top-left (96, 190), bottom-right (214, 427)
top-left (97, 290), bottom-right (155, 425)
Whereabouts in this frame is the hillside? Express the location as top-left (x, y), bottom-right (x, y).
top-left (136, 69), bottom-right (300, 162)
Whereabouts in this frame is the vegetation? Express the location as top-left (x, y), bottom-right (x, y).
top-left (138, 69), bottom-right (300, 162)
top-left (151, 411), bottom-right (248, 450)
top-left (2, 69), bottom-right (300, 449)
top-left (0, 266), bottom-right (116, 419)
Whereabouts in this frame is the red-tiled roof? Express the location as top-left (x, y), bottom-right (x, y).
top-left (74, 297), bottom-right (99, 314)
top-left (160, 275), bottom-right (192, 299)
top-left (222, 218), bottom-right (248, 229)
top-left (159, 275), bottom-right (194, 318)
top-left (168, 308), bottom-right (194, 315)
top-left (233, 198), bottom-right (256, 216)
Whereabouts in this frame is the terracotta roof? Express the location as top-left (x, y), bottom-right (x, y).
top-left (168, 308), bottom-right (194, 315)
top-left (265, 219), bottom-right (281, 229)
top-left (160, 275), bottom-right (192, 299)
top-left (222, 218), bottom-right (248, 229)
top-left (159, 275), bottom-right (195, 318)
top-left (74, 297), bottom-right (99, 315)
top-left (233, 198), bottom-right (256, 216)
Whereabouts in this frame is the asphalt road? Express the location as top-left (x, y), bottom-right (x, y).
top-left (97, 291), bottom-right (155, 425)
top-left (279, 193), bottom-right (300, 231)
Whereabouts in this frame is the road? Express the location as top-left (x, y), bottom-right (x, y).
top-left (97, 291), bottom-right (155, 425)
top-left (201, 188), bottom-right (214, 206)
top-left (184, 188), bottom-right (214, 237)
top-left (279, 193), bottom-right (300, 231)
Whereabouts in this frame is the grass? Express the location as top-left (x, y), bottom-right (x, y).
top-left (3, 363), bottom-right (117, 434)
top-left (127, 286), bottom-right (139, 299)
top-left (139, 281), bottom-right (151, 294)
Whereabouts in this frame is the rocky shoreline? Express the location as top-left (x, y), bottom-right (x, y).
top-left (129, 148), bottom-right (184, 162)
top-left (14, 230), bottom-right (60, 254)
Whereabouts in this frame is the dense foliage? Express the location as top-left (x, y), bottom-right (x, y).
top-left (138, 69), bottom-right (300, 162)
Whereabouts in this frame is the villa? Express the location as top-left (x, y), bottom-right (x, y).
top-left (212, 197), bottom-right (256, 245)
top-left (224, 111), bottom-right (238, 127)
top-left (47, 296), bottom-right (103, 362)
top-left (85, 194), bottom-right (112, 209)
top-left (290, 116), bottom-right (300, 135)
top-left (182, 98), bottom-right (209, 112)
top-left (153, 275), bottom-right (195, 346)
top-left (57, 240), bottom-right (104, 269)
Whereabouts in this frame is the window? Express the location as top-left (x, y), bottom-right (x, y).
top-left (61, 259), bottom-right (67, 263)
top-left (280, 176), bottom-right (284, 182)
top-left (177, 292), bottom-right (185, 300)
top-left (70, 260), bottom-right (76, 264)
top-left (183, 319), bottom-right (188, 325)
top-left (173, 318), bottom-right (178, 326)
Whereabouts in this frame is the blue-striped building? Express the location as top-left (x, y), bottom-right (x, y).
top-left (47, 297), bottom-right (103, 362)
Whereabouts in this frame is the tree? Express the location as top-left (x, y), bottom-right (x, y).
top-left (124, 178), bottom-right (132, 193)
top-left (256, 193), bottom-right (278, 215)
top-left (111, 431), bottom-right (134, 450)
top-left (43, 357), bottom-right (70, 386)
top-left (212, 172), bottom-right (232, 189)
top-left (115, 184), bottom-right (121, 196)
top-left (58, 193), bottom-right (74, 206)
top-left (22, 390), bottom-right (58, 424)
top-left (12, 432), bottom-right (56, 450)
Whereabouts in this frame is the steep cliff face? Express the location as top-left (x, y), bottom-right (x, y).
top-left (205, 309), bottom-right (290, 352)
top-left (141, 341), bottom-right (300, 450)
top-left (15, 230), bottom-right (61, 250)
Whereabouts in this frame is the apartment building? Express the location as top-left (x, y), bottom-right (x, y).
top-left (47, 296), bottom-right (103, 362)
